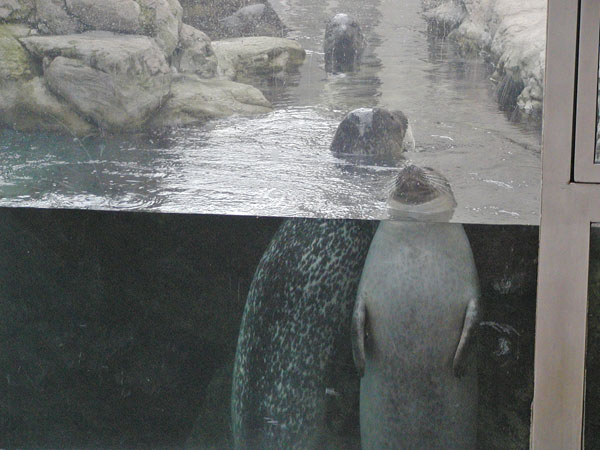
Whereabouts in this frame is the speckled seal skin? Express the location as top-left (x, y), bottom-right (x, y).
top-left (352, 219), bottom-right (480, 449)
top-left (324, 13), bottom-right (365, 73)
top-left (330, 108), bottom-right (408, 158)
top-left (231, 218), bottom-right (376, 449)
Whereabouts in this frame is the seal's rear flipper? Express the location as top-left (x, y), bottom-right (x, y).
top-left (452, 297), bottom-right (481, 378)
top-left (352, 294), bottom-right (367, 378)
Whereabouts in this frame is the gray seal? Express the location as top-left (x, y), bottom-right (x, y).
top-left (324, 13), bottom-right (365, 73)
top-left (352, 164), bottom-right (480, 449)
top-left (231, 218), bottom-right (375, 449)
top-left (330, 108), bottom-right (409, 158)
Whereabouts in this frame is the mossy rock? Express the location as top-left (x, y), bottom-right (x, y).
top-left (0, 23), bottom-right (37, 81)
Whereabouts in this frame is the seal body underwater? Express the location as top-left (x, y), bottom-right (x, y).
top-left (231, 218), bottom-right (376, 449)
top-left (352, 165), bottom-right (480, 449)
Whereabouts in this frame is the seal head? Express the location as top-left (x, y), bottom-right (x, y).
top-left (387, 164), bottom-right (456, 221)
top-left (324, 13), bottom-right (365, 73)
top-left (330, 108), bottom-right (408, 159)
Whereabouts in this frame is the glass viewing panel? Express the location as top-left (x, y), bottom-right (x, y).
top-left (586, 225), bottom-right (600, 448)
top-left (0, 0), bottom-right (545, 224)
top-left (0, 208), bottom-right (538, 448)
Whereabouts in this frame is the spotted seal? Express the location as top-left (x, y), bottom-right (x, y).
top-left (231, 218), bottom-right (375, 449)
top-left (352, 164), bottom-right (481, 449)
top-left (330, 108), bottom-right (412, 158)
top-left (324, 13), bottom-right (365, 73)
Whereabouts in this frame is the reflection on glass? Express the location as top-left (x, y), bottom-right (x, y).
top-left (0, 208), bottom-right (538, 448)
top-left (0, 0), bottom-right (545, 224)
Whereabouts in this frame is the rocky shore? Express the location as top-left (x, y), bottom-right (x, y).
top-left (423, 0), bottom-right (546, 118)
top-left (0, 0), bottom-right (304, 136)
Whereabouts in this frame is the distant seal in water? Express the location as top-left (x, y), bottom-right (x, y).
top-left (324, 13), bottom-right (365, 73)
top-left (231, 218), bottom-right (376, 449)
top-left (330, 108), bottom-right (411, 158)
top-left (352, 164), bottom-right (481, 449)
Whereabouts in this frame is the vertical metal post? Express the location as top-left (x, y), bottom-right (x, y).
top-left (532, 0), bottom-right (590, 448)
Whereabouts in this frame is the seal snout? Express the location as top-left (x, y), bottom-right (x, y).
top-left (388, 164), bottom-right (457, 220)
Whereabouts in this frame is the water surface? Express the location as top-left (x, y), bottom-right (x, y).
top-left (0, 0), bottom-right (543, 224)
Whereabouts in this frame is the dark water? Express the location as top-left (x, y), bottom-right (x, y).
top-left (0, 0), bottom-right (543, 224)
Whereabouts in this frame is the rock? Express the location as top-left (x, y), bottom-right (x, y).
top-left (429, 0), bottom-right (545, 117)
top-left (179, 0), bottom-right (259, 39)
top-left (0, 0), bottom-right (34, 22)
top-left (137, 0), bottom-right (183, 57)
top-left (21, 32), bottom-right (172, 131)
top-left (0, 77), bottom-right (94, 134)
top-left (64, 0), bottom-right (141, 34)
top-left (36, 0), bottom-right (84, 34)
top-left (0, 24), bottom-right (91, 134)
top-left (149, 74), bottom-right (272, 128)
top-left (219, 3), bottom-right (285, 38)
top-left (172, 23), bottom-right (217, 78)
top-left (0, 23), bottom-right (37, 81)
top-left (211, 36), bottom-right (305, 84)
top-left (423, 1), bottom-right (466, 37)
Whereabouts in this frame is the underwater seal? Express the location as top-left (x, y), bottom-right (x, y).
top-left (352, 164), bottom-right (481, 449)
top-left (231, 218), bottom-right (375, 449)
top-left (324, 13), bottom-right (365, 73)
top-left (330, 108), bottom-right (410, 158)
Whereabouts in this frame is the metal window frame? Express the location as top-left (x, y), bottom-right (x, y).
top-left (573, 0), bottom-right (600, 181)
top-left (533, 0), bottom-right (600, 448)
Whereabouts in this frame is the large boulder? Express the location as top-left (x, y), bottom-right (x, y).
top-left (211, 36), bottom-right (305, 84)
top-left (0, 0), bottom-right (34, 22)
top-left (172, 23), bottom-right (217, 78)
top-left (0, 23), bottom-right (36, 81)
top-left (20, 31), bottom-right (172, 131)
top-left (36, 0), bottom-right (84, 34)
top-left (64, 0), bottom-right (142, 34)
top-left (149, 73), bottom-right (272, 128)
top-left (136, 0), bottom-right (183, 57)
top-left (0, 24), bottom-right (92, 134)
top-left (0, 77), bottom-right (94, 134)
top-left (219, 3), bottom-right (285, 38)
top-left (179, 0), bottom-right (260, 39)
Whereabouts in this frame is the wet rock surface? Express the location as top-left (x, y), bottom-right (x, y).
top-left (220, 3), bottom-right (286, 39)
top-left (423, 0), bottom-right (545, 117)
top-left (212, 36), bottom-right (305, 85)
top-left (0, 0), bottom-right (301, 134)
top-left (148, 74), bottom-right (272, 128)
top-left (21, 32), bottom-right (172, 131)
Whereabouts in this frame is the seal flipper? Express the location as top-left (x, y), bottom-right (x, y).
top-left (452, 297), bottom-right (481, 378)
top-left (351, 294), bottom-right (367, 378)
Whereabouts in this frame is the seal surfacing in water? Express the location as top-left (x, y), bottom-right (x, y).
top-left (324, 13), bottom-right (365, 73)
top-left (232, 218), bottom-right (376, 449)
top-left (330, 108), bottom-right (408, 158)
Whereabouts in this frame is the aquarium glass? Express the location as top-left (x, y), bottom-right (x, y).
top-left (0, 208), bottom-right (538, 448)
top-left (0, 0), bottom-right (546, 224)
